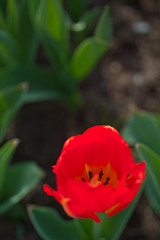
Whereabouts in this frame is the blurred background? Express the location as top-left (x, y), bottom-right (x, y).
top-left (0, 0), bottom-right (160, 239)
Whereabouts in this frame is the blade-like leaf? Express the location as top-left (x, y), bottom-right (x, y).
top-left (28, 0), bottom-right (41, 25)
top-left (70, 37), bottom-right (107, 80)
top-left (3, 204), bottom-right (27, 221)
top-left (80, 7), bottom-right (101, 34)
top-left (75, 218), bottom-right (93, 240)
top-left (95, 6), bottom-right (113, 43)
top-left (72, 7), bottom-right (101, 44)
top-left (0, 30), bottom-right (20, 66)
top-left (28, 206), bottom-right (83, 240)
top-left (0, 66), bottom-right (63, 102)
top-left (0, 83), bottom-right (27, 141)
top-left (122, 110), bottom-right (160, 156)
top-left (0, 8), bottom-right (6, 30)
top-left (35, 0), bottom-right (69, 67)
top-left (36, 0), bottom-right (67, 42)
top-left (7, 0), bottom-right (19, 36)
top-left (137, 143), bottom-right (160, 216)
top-left (137, 143), bottom-right (160, 182)
top-left (145, 175), bottom-right (160, 217)
top-left (0, 139), bottom-right (18, 199)
top-left (16, 1), bottom-right (38, 65)
top-left (0, 161), bottom-right (44, 214)
top-left (65, 0), bottom-right (88, 22)
top-left (38, 33), bottom-right (68, 68)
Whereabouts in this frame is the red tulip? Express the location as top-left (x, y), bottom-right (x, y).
top-left (44, 126), bottom-right (145, 223)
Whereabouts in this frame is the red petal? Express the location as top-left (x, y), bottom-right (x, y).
top-left (43, 184), bottom-right (101, 223)
top-left (85, 141), bottom-right (108, 167)
top-left (43, 184), bottom-right (62, 203)
top-left (52, 165), bottom-right (57, 173)
top-left (57, 126), bottom-right (134, 183)
top-left (105, 161), bottom-right (146, 217)
top-left (65, 199), bottom-right (101, 223)
top-left (64, 179), bottom-right (114, 213)
top-left (56, 126), bottom-right (134, 192)
top-left (56, 144), bottom-right (87, 193)
top-left (83, 126), bottom-right (135, 178)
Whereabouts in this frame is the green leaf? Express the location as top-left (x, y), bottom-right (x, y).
top-left (0, 66), bottom-right (63, 102)
top-left (0, 161), bottom-right (44, 214)
top-left (38, 33), bottom-right (68, 68)
top-left (0, 139), bottom-right (18, 199)
top-left (65, 0), bottom-right (88, 22)
top-left (80, 7), bottom-right (101, 33)
top-left (122, 110), bottom-right (160, 156)
top-left (28, 0), bottom-right (41, 25)
top-left (137, 143), bottom-right (160, 182)
top-left (75, 218), bottom-right (93, 240)
top-left (3, 204), bottom-right (27, 221)
top-left (72, 7), bottom-right (101, 44)
top-left (36, 0), bottom-right (67, 42)
top-left (16, 1), bottom-right (38, 65)
top-left (0, 83), bottom-right (27, 141)
top-left (28, 206), bottom-right (83, 240)
top-left (70, 37), bottom-right (107, 80)
top-left (137, 144), bottom-right (160, 216)
top-left (35, 0), bottom-right (69, 67)
top-left (0, 8), bottom-right (6, 30)
top-left (7, 0), bottom-right (19, 36)
top-left (0, 30), bottom-right (20, 66)
top-left (145, 174), bottom-right (160, 217)
top-left (95, 6), bottom-right (113, 44)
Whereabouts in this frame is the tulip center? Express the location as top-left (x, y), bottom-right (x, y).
top-left (82, 168), bottom-right (111, 186)
top-left (80, 163), bottom-right (119, 188)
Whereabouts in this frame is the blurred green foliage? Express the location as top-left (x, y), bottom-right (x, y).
top-left (0, 139), bottom-right (44, 215)
top-left (0, 0), bottom-right (113, 110)
top-left (0, 83), bottom-right (27, 142)
top-left (122, 110), bottom-right (160, 218)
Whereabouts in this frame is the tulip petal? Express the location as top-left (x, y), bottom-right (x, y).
top-left (64, 179), bottom-right (114, 213)
top-left (65, 199), bottom-right (101, 223)
top-left (105, 161), bottom-right (146, 217)
top-left (56, 145), bottom-right (87, 192)
top-left (59, 126), bottom-right (134, 179)
top-left (85, 141), bottom-right (108, 167)
top-left (43, 184), bottom-right (62, 203)
top-left (43, 184), bottom-right (101, 223)
top-left (83, 126), bottom-right (135, 178)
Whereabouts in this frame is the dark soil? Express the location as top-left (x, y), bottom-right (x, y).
top-left (1, 0), bottom-right (160, 239)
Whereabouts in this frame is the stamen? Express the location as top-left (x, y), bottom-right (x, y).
top-left (99, 168), bottom-right (103, 180)
top-left (88, 171), bottom-right (93, 181)
top-left (81, 178), bottom-right (86, 182)
top-left (104, 177), bottom-right (110, 185)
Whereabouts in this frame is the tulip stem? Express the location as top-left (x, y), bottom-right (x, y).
top-left (93, 213), bottom-right (105, 239)
top-left (74, 218), bottom-right (95, 240)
